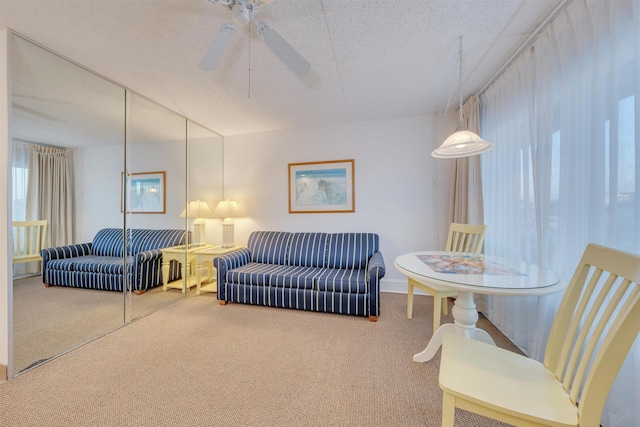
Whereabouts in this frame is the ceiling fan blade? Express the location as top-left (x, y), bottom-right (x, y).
top-left (199, 24), bottom-right (236, 71)
top-left (257, 21), bottom-right (310, 76)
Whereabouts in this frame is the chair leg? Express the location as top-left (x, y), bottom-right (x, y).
top-left (442, 297), bottom-right (448, 316)
top-left (433, 295), bottom-right (442, 331)
top-left (407, 281), bottom-right (414, 319)
top-left (442, 392), bottom-right (456, 427)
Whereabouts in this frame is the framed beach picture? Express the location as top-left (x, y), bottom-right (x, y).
top-left (288, 159), bottom-right (355, 213)
top-left (121, 171), bottom-right (166, 214)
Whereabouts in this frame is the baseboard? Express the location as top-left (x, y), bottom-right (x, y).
top-left (381, 278), bottom-right (428, 295)
top-left (1, 363), bottom-right (7, 382)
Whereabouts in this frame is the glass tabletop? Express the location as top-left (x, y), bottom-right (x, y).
top-left (394, 251), bottom-right (563, 296)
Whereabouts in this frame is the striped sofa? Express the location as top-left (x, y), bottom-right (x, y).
top-left (41, 228), bottom-right (188, 294)
top-left (214, 231), bottom-right (386, 321)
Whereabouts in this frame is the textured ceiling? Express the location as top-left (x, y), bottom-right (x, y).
top-left (1, 0), bottom-right (563, 137)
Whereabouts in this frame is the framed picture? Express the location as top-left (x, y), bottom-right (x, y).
top-left (121, 171), bottom-right (166, 214)
top-left (288, 159), bottom-right (355, 213)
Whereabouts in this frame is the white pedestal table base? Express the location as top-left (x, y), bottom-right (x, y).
top-left (413, 291), bottom-right (495, 363)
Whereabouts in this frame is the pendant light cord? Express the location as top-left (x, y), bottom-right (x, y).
top-left (457, 35), bottom-right (464, 128)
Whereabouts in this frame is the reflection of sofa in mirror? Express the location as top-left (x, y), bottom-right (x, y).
top-left (40, 228), bottom-right (189, 294)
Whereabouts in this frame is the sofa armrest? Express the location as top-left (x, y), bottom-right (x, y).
top-left (213, 248), bottom-right (251, 301)
top-left (367, 251), bottom-right (386, 280)
top-left (367, 251), bottom-right (386, 317)
top-left (133, 249), bottom-right (181, 293)
top-left (136, 249), bottom-right (162, 263)
top-left (41, 243), bottom-right (92, 263)
top-left (41, 243), bottom-right (92, 283)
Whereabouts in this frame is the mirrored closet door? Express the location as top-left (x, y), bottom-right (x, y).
top-left (9, 32), bottom-right (224, 377)
top-left (125, 93), bottom-right (187, 321)
top-left (10, 33), bottom-right (127, 375)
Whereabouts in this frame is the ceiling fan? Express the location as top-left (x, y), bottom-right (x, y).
top-left (199, 0), bottom-right (310, 76)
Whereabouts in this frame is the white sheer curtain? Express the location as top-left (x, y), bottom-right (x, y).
top-left (480, 0), bottom-right (640, 425)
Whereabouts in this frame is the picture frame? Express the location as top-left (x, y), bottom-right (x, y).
top-left (288, 159), bottom-right (355, 213)
top-left (121, 171), bottom-right (166, 214)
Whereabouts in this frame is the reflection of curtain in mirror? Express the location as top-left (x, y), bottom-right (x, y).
top-left (25, 143), bottom-right (74, 247)
top-left (12, 142), bottom-right (29, 221)
top-left (12, 142), bottom-right (30, 275)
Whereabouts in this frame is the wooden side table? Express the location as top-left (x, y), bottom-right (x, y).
top-left (161, 244), bottom-right (214, 294)
top-left (194, 245), bottom-right (245, 295)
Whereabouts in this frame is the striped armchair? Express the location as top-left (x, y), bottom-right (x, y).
top-left (214, 231), bottom-right (386, 321)
top-left (41, 228), bottom-right (188, 294)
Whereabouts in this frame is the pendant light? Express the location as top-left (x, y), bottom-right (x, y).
top-left (432, 36), bottom-right (494, 158)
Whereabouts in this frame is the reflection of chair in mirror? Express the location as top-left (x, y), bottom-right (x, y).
top-left (438, 243), bottom-right (640, 427)
top-left (12, 220), bottom-right (48, 273)
top-left (407, 223), bottom-right (487, 331)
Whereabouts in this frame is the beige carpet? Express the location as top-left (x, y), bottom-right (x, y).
top-left (1, 292), bottom-right (514, 426)
top-left (12, 276), bottom-right (183, 374)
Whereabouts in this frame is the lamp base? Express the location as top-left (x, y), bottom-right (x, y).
top-left (222, 221), bottom-right (234, 248)
top-left (193, 220), bottom-right (207, 246)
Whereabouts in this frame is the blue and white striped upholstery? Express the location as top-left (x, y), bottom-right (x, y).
top-left (215, 231), bottom-right (385, 320)
top-left (325, 233), bottom-right (378, 269)
top-left (41, 228), bottom-right (187, 293)
top-left (247, 231), bottom-right (291, 264)
top-left (287, 232), bottom-right (328, 267)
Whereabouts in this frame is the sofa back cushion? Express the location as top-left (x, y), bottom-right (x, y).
top-left (325, 233), bottom-right (379, 269)
top-left (92, 228), bottom-right (187, 257)
top-left (92, 228), bottom-right (126, 257)
top-left (287, 232), bottom-right (328, 267)
top-left (125, 229), bottom-right (155, 255)
top-left (138, 229), bottom-right (187, 252)
top-left (248, 231), bottom-right (291, 264)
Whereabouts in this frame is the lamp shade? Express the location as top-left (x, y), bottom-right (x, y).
top-left (212, 199), bottom-right (241, 218)
top-left (431, 129), bottom-right (495, 159)
top-left (179, 200), bottom-right (213, 218)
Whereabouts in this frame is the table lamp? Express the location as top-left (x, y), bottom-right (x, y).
top-left (213, 199), bottom-right (241, 248)
top-left (179, 200), bottom-right (213, 246)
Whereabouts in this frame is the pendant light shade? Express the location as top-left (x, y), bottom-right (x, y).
top-left (432, 129), bottom-right (494, 158)
top-left (432, 36), bottom-right (494, 159)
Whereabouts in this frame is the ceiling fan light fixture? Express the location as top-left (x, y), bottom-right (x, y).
top-left (200, 1), bottom-right (309, 76)
top-left (198, 23), bottom-right (236, 70)
top-left (233, 1), bottom-right (251, 25)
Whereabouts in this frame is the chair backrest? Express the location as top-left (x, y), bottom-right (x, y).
top-left (12, 220), bottom-right (48, 263)
top-left (544, 243), bottom-right (640, 423)
top-left (445, 223), bottom-right (487, 253)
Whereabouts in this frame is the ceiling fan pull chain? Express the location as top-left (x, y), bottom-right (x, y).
top-left (248, 24), bottom-right (252, 98)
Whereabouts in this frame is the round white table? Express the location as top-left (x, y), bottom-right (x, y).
top-left (394, 251), bottom-right (564, 362)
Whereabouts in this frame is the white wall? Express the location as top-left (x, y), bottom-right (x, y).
top-left (223, 115), bottom-right (455, 292)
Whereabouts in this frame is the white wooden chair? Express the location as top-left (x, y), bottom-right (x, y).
top-left (407, 223), bottom-right (487, 331)
top-left (12, 220), bottom-right (48, 271)
top-left (439, 243), bottom-right (640, 427)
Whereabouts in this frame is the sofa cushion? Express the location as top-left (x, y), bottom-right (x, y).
top-left (287, 232), bottom-right (328, 267)
top-left (226, 262), bottom-right (291, 286)
top-left (264, 265), bottom-right (323, 290)
top-left (248, 231), bottom-right (291, 265)
top-left (315, 268), bottom-right (368, 294)
top-left (325, 233), bottom-right (379, 270)
top-left (47, 255), bottom-right (131, 274)
top-left (92, 228), bottom-right (125, 257)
